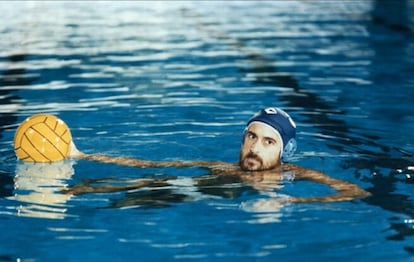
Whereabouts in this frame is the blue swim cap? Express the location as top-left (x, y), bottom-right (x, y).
top-left (246, 107), bottom-right (297, 161)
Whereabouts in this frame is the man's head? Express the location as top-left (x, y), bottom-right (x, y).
top-left (239, 107), bottom-right (297, 171)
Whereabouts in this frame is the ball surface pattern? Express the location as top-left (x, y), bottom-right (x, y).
top-left (14, 114), bottom-right (72, 162)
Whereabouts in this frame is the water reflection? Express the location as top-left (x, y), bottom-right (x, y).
top-left (240, 197), bottom-right (287, 224)
top-left (0, 53), bottom-right (31, 143)
top-left (12, 161), bottom-right (74, 219)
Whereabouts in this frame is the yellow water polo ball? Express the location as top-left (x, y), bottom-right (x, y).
top-left (14, 114), bottom-right (72, 162)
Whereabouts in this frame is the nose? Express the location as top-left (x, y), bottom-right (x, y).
top-left (250, 140), bottom-right (260, 154)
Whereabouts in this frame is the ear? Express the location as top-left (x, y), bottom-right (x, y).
top-left (282, 138), bottom-right (297, 162)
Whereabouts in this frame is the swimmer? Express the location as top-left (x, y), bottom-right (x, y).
top-left (52, 107), bottom-right (370, 203)
top-left (60, 108), bottom-right (369, 203)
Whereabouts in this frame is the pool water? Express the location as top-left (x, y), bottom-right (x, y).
top-left (1, 1), bottom-right (414, 261)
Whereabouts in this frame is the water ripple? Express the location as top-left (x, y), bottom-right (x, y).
top-left (0, 2), bottom-right (413, 261)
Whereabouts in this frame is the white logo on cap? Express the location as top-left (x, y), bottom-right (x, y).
top-left (265, 107), bottom-right (296, 128)
top-left (265, 108), bottom-right (277, 114)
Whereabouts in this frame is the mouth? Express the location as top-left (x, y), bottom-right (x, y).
top-left (241, 153), bottom-right (263, 171)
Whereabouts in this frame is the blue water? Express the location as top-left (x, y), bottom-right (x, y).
top-left (1, 1), bottom-right (414, 261)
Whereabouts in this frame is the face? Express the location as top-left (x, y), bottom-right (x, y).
top-left (239, 122), bottom-right (282, 171)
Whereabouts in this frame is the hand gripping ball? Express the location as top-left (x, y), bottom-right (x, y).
top-left (14, 114), bottom-right (72, 162)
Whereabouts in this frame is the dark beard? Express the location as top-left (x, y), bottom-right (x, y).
top-left (239, 152), bottom-right (263, 171)
top-left (239, 151), bottom-right (281, 171)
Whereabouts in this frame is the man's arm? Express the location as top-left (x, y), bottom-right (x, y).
top-left (77, 153), bottom-right (226, 169)
top-left (70, 141), bottom-right (225, 169)
top-left (283, 163), bottom-right (371, 203)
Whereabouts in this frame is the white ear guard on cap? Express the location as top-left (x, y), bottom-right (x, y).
top-left (282, 138), bottom-right (297, 162)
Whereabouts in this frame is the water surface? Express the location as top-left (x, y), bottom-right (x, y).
top-left (0, 1), bottom-right (413, 261)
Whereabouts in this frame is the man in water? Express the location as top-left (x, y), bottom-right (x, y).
top-left (65, 107), bottom-right (370, 204)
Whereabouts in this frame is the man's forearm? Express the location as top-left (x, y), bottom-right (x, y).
top-left (79, 154), bottom-right (225, 169)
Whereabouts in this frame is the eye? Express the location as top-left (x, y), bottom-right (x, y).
top-left (246, 132), bottom-right (256, 140)
top-left (265, 138), bottom-right (276, 145)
